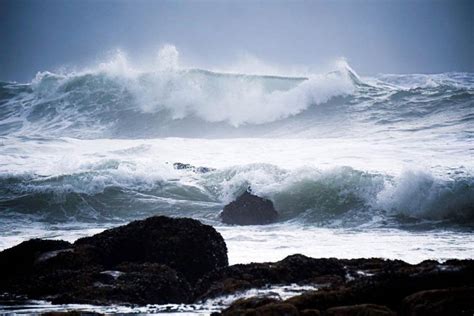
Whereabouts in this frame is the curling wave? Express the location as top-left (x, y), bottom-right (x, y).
top-left (1, 50), bottom-right (472, 139)
top-left (1, 162), bottom-right (472, 228)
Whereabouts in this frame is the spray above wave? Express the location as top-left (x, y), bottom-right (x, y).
top-left (2, 45), bottom-right (472, 139)
top-left (0, 47), bottom-right (356, 138)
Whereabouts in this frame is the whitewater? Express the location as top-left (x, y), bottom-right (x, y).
top-left (0, 47), bottom-right (473, 272)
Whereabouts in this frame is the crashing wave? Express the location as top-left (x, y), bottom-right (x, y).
top-left (1, 163), bottom-right (472, 227)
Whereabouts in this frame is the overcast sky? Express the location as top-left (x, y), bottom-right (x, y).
top-left (1, 0), bottom-right (473, 82)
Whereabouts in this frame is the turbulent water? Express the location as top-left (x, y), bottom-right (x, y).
top-left (0, 52), bottom-right (473, 275)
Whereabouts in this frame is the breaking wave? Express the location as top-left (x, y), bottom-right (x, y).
top-left (0, 46), bottom-right (473, 231)
top-left (1, 163), bottom-right (473, 228)
top-left (1, 47), bottom-right (472, 139)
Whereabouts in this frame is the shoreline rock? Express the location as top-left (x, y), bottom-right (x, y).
top-left (0, 216), bottom-right (227, 305)
top-left (0, 215), bottom-right (473, 315)
top-left (74, 216), bottom-right (228, 283)
top-left (216, 258), bottom-right (474, 315)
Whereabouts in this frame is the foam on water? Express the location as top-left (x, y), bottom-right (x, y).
top-left (0, 137), bottom-right (472, 226)
top-left (0, 47), bottom-right (473, 304)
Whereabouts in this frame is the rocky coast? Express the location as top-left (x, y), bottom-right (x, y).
top-left (0, 215), bottom-right (473, 315)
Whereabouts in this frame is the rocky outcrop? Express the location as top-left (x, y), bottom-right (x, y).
top-left (51, 263), bottom-right (193, 305)
top-left (220, 190), bottom-right (278, 225)
top-left (0, 216), bottom-right (228, 305)
top-left (221, 297), bottom-right (299, 316)
top-left (1, 216), bottom-right (474, 313)
top-left (195, 254), bottom-right (345, 300)
top-left (75, 216), bottom-right (228, 283)
top-left (214, 258), bottom-right (474, 316)
top-left (325, 304), bottom-right (396, 316)
top-left (401, 287), bottom-right (474, 316)
top-left (0, 238), bottom-right (72, 292)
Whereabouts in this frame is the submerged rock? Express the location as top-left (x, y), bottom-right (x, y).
top-left (173, 162), bottom-right (215, 173)
top-left (220, 190), bottom-right (278, 225)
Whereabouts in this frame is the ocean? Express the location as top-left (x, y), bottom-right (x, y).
top-left (0, 54), bottom-right (473, 313)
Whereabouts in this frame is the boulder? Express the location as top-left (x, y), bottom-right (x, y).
top-left (0, 239), bottom-right (72, 292)
top-left (220, 191), bottom-right (278, 225)
top-left (326, 304), bottom-right (396, 316)
top-left (401, 287), bottom-right (474, 316)
top-left (0, 238), bottom-right (72, 274)
top-left (75, 216), bottom-right (228, 283)
top-left (0, 216), bottom-right (228, 305)
top-left (220, 297), bottom-right (302, 316)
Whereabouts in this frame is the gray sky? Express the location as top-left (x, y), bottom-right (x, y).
top-left (1, 0), bottom-right (473, 82)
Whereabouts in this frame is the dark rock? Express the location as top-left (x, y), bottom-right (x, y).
top-left (195, 254), bottom-right (345, 300)
top-left (286, 259), bottom-right (474, 311)
top-left (75, 216), bottom-right (228, 283)
top-left (220, 191), bottom-right (278, 225)
top-left (220, 297), bottom-right (281, 316)
top-left (173, 162), bottom-right (215, 173)
top-left (286, 287), bottom-right (355, 311)
top-left (0, 239), bottom-right (72, 291)
top-left (300, 310), bottom-right (321, 316)
top-left (401, 287), bottom-right (474, 316)
top-left (3, 221), bottom-right (474, 311)
top-left (0, 239), bottom-right (72, 274)
top-left (52, 263), bottom-right (193, 305)
top-left (255, 303), bottom-right (300, 316)
top-left (221, 297), bottom-right (300, 316)
top-left (326, 304), bottom-right (396, 316)
top-left (0, 216), bottom-right (228, 305)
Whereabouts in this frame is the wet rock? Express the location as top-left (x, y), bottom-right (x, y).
top-left (173, 162), bottom-right (215, 173)
top-left (401, 287), bottom-right (474, 316)
top-left (286, 287), bottom-right (355, 311)
top-left (0, 239), bottom-right (72, 274)
top-left (0, 239), bottom-right (72, 292)
top-left (195, 254), bottom-right (345, 300)
top-left (326, 304), bottom-right (396, 316)
top-left (220, 297), bottom-right (284, 316)
top-left (286, 259), bottom-right (474, 311)
top-left (52, 263), bottom-right (193, 305)
top-left (75, 216), bottom-right (228, 283)
top-left (0, 216), bottom-right (228, 305)
top-left (220, 190), bottom-right (278, 225)
top-left (255, 303), bottom-right (300, 316)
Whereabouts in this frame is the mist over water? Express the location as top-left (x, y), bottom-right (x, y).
top-left (0, 45), bottom-right (473, 265)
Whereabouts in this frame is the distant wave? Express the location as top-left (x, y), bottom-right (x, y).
top-left (0, 67), bottom-right (474, 138)
top-left (0, 61), bottom-right (354, 137)
top-left (1, 49), bottom-right (472, 139)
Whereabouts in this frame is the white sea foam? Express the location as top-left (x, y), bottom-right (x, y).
top-left (0, 46), bottom-right (473, 295)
